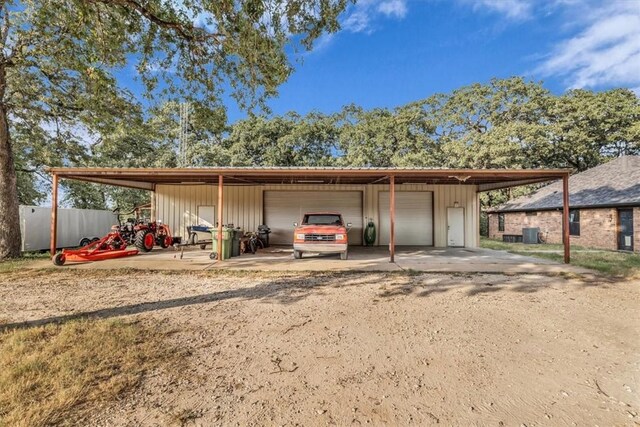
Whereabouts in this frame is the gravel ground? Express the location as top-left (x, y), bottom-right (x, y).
top-left (1, 270), bottom-right (639, 426)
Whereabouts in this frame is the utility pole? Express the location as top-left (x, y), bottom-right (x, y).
top-left (178, 102), bottom-right (192, 167)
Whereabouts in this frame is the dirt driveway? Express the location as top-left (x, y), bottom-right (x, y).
top-left (1, 270), bottom-right (639, 426)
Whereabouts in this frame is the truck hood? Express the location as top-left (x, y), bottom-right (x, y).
top-left (295, 225), bottom-right (347, 233)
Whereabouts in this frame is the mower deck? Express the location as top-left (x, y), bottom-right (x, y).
top-left (53, 231), bottom-right (139, 266)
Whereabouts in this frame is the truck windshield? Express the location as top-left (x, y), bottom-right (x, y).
top-left (303, 214), bottom-right (343, 225)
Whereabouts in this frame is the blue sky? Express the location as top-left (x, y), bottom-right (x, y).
top-left (121, 0), bottom-right (640, 123)
top-left (240, 0), bottom-right (640, 122)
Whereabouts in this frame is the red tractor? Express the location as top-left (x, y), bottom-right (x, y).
top-left (133, 221), bottom-right (176, 252)
top-left (113, 204), bottom-right (180, 252)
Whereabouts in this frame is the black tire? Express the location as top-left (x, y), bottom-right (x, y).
top-left (256, 239), bottom-right (265, 250)
top-left (209, 252), bottom-right (217, 260)
top-left (199, 244), bottom-right (207, 250)
top-left (79, 238), bottom-right (91, 247)
top-left (53, 253), bottom-right (66, 266)
top-left (135, 230), bottom-right (154, 252)
top-left (91, 237), bottom-right (100, 242)
top-left (249, 239), bottom-right (257, 254)
top-left (160, 236), bottom-right (172, 249)
top-left (294, 250), bottom-right (302, 259)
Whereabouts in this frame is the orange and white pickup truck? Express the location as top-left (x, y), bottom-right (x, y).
top-left (293, 212), bottom-right (351, 260)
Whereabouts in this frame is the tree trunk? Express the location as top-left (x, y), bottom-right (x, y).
top-left (0, 63), bottom-right (22, 258)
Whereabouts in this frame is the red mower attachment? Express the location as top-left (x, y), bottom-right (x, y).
top-left (52, 231), bottom-right (139, 266)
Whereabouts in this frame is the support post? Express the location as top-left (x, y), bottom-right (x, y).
top-left (50, 174), bottom-right (59, 257)
top-left (390, 175), bottom-right (395, 263)
top-left (562, 173), bottom-right (570, 264)
top-left (217, 175), bottom-right (223, 261)
top-left (150, 186), bottom-right (156, 222)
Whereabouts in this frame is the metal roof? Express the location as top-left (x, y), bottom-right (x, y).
top-left (46, 166), bottom-right (571, 191)
top-left (490, 156), bottom-right (640, 212)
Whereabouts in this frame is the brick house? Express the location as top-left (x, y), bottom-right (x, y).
top-left (488, 156), bottom-right (640, 252)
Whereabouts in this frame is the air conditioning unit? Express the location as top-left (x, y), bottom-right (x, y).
top-left (522, 227), bottom-right (540, 244)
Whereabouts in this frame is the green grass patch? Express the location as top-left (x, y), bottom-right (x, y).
top-left (481, 238), bottom-right (640, 277)
top-left (514, 250), bottom-right (640, 277)
top-left (480, 237), bottom-right (587, 252)
top-left (0, 253), bottom-right (50, 274)
top-left (0, 319), bottom-right (179, 427)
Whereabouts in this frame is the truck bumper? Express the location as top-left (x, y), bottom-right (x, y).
top-left (293, 243), bottom-right (348, 253)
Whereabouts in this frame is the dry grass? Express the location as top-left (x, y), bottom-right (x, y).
top-left (0, 319), bottom-right (178, 427)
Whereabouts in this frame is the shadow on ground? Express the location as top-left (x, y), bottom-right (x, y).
top-left (1, 271), bottom-right (603, 331)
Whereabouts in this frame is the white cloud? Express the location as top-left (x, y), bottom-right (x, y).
top-left (464, 0), bottom-right (533, 20)
top-left (342, 0), bottom-right (409, 33)
top-left (459, 0), bottom-right (640, 91)
top-left (311, 33), bottom-right (336, 52)
top-left (378, 0), bottom-right (408, 18)
top-left (536, 2), bottom-right (640, 90)
top-left (343, 9), bottom-right (372, 33)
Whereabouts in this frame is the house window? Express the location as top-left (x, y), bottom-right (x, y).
top-left (569, 209), bottom-right (580, 236)
top-left (498, 213), bottom-right (505, 232)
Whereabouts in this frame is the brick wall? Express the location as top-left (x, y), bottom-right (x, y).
top-left (635, 207), bottom-right (640, 252)
top-left (488, 208), bottom-right (624, 251)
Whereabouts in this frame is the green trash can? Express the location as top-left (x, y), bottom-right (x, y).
top-left (231, 228), bottom-right (243, 257)
top-left (210, 227), bottom-right (232, 260)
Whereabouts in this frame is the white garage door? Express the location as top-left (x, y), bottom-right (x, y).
top-left (379, 191), bottom-right (433, 246)
top-left (264, 191), bottom-right (363, 245)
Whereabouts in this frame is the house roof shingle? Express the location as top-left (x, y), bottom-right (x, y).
top-left (491, 156), bottom-right (640, 212)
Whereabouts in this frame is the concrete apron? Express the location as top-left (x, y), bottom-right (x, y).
top-left (32, 246), bottom-right (591, 275)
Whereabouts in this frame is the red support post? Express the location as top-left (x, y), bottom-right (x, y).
top-left (150, 187), bottom-right (156, 222)
top-left (390, 175), bottom-right (395, 263)
top-left (562, 173), bottom-right (570, 264)
top-left (217, 175), bottom-right (224, 261)
top-left (50, 174), bottom-right (58, 258)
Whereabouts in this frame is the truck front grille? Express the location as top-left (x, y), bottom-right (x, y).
top-left (304, 234), bottom-right (336, 242)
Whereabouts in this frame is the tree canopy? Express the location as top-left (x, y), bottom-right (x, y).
top-left (14, 77), bottom-right (640, 215)
top-left (0, 0), bottom-right (349, 258)
top-left (193, 77), bottom-right (638, 171)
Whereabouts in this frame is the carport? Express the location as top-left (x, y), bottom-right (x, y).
top-left (46, 167), bottom-right (572, 263)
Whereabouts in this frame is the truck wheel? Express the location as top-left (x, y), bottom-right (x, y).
top-left (53, 253), bottom-right (66, 266)
top-left (294, 250), bottom-right (302, 259)
top-left (340, 250), bottom-right (348, 260)
top-left (199, 244), bottom-right (207, 250)
top-left (79, 238), bottom-right (91, 247)
top-left (135, 230), bottom-right (154, 252)
top-left (209, 252), bottom-right (217, 260)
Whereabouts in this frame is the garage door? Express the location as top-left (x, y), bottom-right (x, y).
top-left (264, 191), bottom-right (363, 245)
top-left (379, 191), bottom-right (433, 246)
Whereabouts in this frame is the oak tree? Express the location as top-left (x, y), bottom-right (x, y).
top-left (0, 0), bottom-right (347, 258)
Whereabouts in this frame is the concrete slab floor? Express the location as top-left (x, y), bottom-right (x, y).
top-left (32, 245), bottom-right (591, 275)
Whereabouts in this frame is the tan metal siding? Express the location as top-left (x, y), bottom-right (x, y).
top-left (369, 184), bottom-right (477, 247)
top-left (264, 190), bottom-right (363, 245)
top-left (379, 191), bottom-right (433, 245)
top-left (155, 183), bottom-right (479, 247)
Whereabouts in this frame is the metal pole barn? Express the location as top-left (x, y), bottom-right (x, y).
top-left (217, 175), bottom-right (224, 261)
top-left (389, 175), bottom-right (395, 263)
